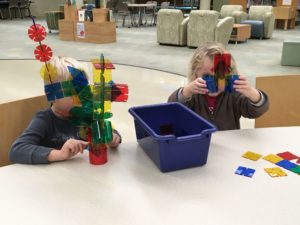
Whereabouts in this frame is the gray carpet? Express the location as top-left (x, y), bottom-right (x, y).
top-left (1, 18), bottom-right (300, 84)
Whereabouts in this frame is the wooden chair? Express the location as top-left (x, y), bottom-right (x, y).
top-left (255, 75), bottom-right (300, 128)
top-left (0, 95), bottom-right (49, 167)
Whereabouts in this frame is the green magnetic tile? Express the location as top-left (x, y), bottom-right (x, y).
top-left (290, 166), bottom-right (300, 175)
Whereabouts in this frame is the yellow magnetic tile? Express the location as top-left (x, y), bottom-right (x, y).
top-left (264, 167), bottom-right (287, 177)
top-left (242, 151), bottom-right (262, 161)
top-left (263, 154), bottom-right (284, 164)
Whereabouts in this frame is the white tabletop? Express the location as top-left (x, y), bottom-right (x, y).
top-left (0, 127), bottom-right (299, 225)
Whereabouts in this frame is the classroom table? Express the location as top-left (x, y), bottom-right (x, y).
top-left (128, 3), bottom-right (156, 27)
top-left (0, 126), bottom-right (299, 225)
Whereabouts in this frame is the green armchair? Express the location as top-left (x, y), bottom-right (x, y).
top-left (157, 9), bottom-right (189, 46)
top-left (187, 10), bottom-right (234, 48)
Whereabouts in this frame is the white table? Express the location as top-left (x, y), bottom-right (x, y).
top-left (0, 127), bottom-right (299, 225)
top-left (128, 3), bottom-right (156, 26)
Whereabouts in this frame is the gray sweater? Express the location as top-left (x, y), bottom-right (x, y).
top-left (168, 88), bottom-right (269, 131)
top-left (9, 109), bottom-right (120, 164)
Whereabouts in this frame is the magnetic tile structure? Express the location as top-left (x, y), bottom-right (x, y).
top-left (27, 16), bottom-right (129, 165)
top-left (69, 54), bottom-right (128, 165)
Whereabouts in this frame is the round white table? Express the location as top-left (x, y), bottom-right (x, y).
top-left (0, 127), bottom-right (299, 225)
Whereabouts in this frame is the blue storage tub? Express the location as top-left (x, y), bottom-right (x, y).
top-left (128, 102), bottom-right (217, 172)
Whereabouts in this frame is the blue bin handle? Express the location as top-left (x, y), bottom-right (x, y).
top-left (129, 107), bottom-right (177, 141)
top-left (176, 128), bottom-right (217, 142)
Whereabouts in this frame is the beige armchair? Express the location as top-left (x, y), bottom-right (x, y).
top-left (187, 10), bottom-right (234, 48)
top-left (220, 5), bottom-right (247, 23)
top-left (157, 9), bottom-right (189, 46)
top-left (248, 6), bottom-right (275, 39)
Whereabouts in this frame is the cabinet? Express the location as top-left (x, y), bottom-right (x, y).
top-left (273, 6), bottom-right (297, 29)
top-left (59, 5), bottom-right (116, 44)
top-left (276, 0), bottom-right (298, 7)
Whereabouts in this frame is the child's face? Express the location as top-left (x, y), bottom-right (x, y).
top-left (196, 57), bottom-right (224, 97)
top-left (52, 97), bottom-right (76, 117)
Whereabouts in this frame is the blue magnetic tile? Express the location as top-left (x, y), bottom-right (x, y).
top-left (235, 166), bottom-right (247, 175)
top-left (45, 82), bottom-right (62, 92)
top-left (276, 160), bottom-right (298, 170)
top-left (243, 168), bottom-right (256, 178)
top-left (54, 91), bottom-right (64, 99)
top-left (45, 92), bottom-right (55, 101)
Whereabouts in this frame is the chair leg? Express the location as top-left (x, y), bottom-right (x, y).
top-left (115, 15), bottom-right (119, 28)
top-left (122, 15), bottom-right (126, 27)
top-left (9, 8), bottom-right (12, 19)
top-left (18, 8), bottom-right (23, 19)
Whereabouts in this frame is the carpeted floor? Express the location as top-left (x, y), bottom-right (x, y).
top-left (0, 18), bottom-right (299, 85)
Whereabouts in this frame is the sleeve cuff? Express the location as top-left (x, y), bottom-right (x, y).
top-left (177, 88), bottom-right (191, 103)
top-left (251, 90), bottom-right (265, 107)
top-left (113, 129), bottom-right (122, 143)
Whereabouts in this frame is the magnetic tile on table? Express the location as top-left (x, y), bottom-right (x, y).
top-left (242, 151), bottom-right (262, 161)
top-left (263, 154), bottom-right (284, 164)
top-left (276, 160), bottom-right (298, 170)
top-left (290, 166), bottom-right (300, 175)
top-left (235, 166), bottom-right (247, 175)
top-left (243, 168), bottom-right (256, 178)
top-left (277, 151), bottom-right (298, 160)
top-left (264, 167), bottom-right (287, 177)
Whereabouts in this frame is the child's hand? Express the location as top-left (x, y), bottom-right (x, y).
top-left (182, 77), bottom-right (208, 98)
top-left (107, 132), bottom-right (121, 149)
top-left (60, 139), bottom-right (89, 159)
top-left (48, 139), bottom-right (89, 162)
top-left (233, 75), bottom-right (261, 103)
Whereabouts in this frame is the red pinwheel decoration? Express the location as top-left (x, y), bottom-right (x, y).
top-left (28, 24), bottom-right (47, 42)
top-left (34, 44), bottom-right (53, 62)
top-left (28, 14), bottom-right (54, 83)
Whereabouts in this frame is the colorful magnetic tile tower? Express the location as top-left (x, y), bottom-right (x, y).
top-left (27, 17), bottom-right (129, 166)
top-left (242, 151), bottom-right (262, 161)
top-left (235, 166), bottom-right (256, 178)
top-left (69, 54), bottom-right (128, 165)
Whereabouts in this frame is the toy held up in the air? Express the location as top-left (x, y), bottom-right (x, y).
top-left (203, 53), bottom-right (239, 93)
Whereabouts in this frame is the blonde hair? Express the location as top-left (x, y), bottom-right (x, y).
top-left (187, 42), bottom-right (238, 82)
top-left (43, 56), bottom-right (83, 84)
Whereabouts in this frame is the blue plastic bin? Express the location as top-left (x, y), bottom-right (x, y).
top-left (128, 102), bottom-right (217, 172)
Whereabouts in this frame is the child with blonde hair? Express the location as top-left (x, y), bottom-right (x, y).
top-left (168, 42), bottom-right (269, 130)
top-left (9, 56), bottom-right (121, 164)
